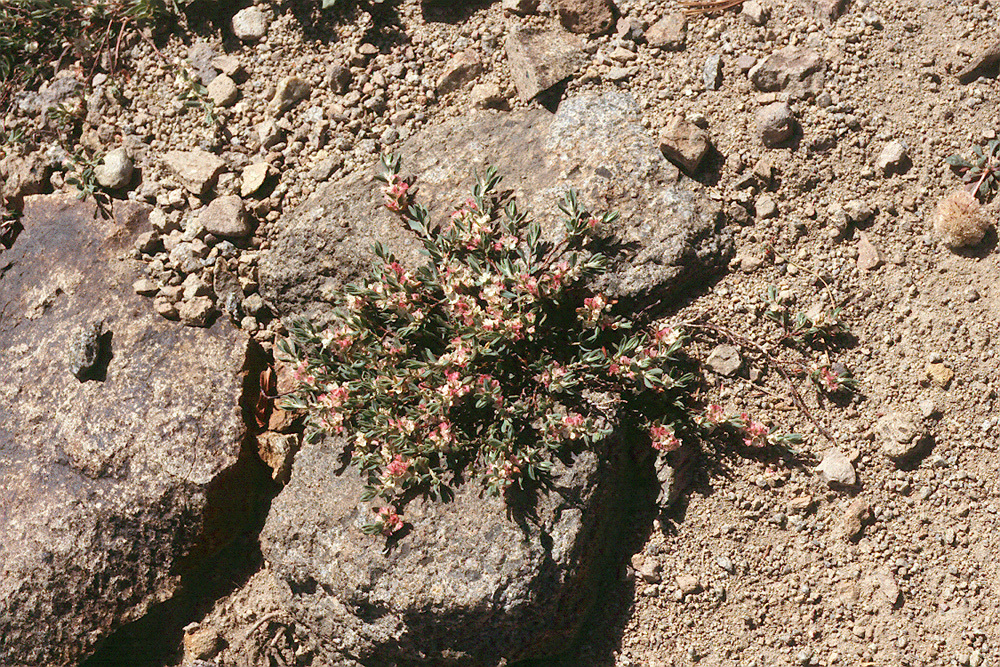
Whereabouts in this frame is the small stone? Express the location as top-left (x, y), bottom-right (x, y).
top-left (836, 497), bottom-right (870, 541)
top-left (856, 232), bottom-right (883, 271)
top-left (843, 199), bottom-right (875, 224)
top-left (134, 230), bottom-right (161, 254)
top-left (554, 0), bottom-right (616, 36)
top-left (269, 77), bottom-right (311, 116)
top-left (242, 293), bottom-right (266, 317)
top-left (95, 147), bottom-right (133, 190)
top-left (630, 554), bottom-right (662, 584)
top-left (183, 624), bottom-right (223, 662)
top-left (645, 13), bottom-right (687, 51)
top-left (154, 295), bottom-right (179, 320)
top-left (715, 555), bottom-right (734, 574)
top-left (133, 278), bottom-right (159, 296)
top-left (256, 119), bottom-right (283, 150)
top-left (178, 296), bottom-right (215, 327)
top-left (705, 344), bottom-right (741, 377)
top-left (232, 6), bottom-right (268, 42)
top-left (918, 399), bottom-right (939, 419)
top-left (326, 63), bottom-right (352, 94)
top-left (309, 156), bottom-right (343, 182)
top-left (809, 0), bottom-right (847, 22)
top-left (756, 101), bottom-right (795, 147)
top-left (182, 274), bottom-right (213, 301)
top-left (605, 66), bottom-right (635, 82)
top-left (504, 26), bottom-right (585, 101)
top-left (198, 195), bottom-right (250, 239)
top-left (658, 116), bottom-right (710, 173)
top-left (755, 195), bottom-right (778, 219)
top-left (736, 53), bottom-right (757, 72)
top-left (211, 54), bottom-right (244, 78)
top-left (741, 0), bottom-right (768, 25)
top-left (925, 362), bottom-right (954, 389)
top-left (240, 163), bottom-right (273, 198)
top-left (876, 411), bottom-right (931, 463)
top-left (470, 83), bottom-right (508, 110)
top-left (749, 46), bottom-right (824, 93)
top-left (876, 140), bottom-right (909, 175)
top-left (675, 574), bottom-right (702, 596)
top-left (703, 54), bottom-right (722, 90)
top-left (68, 321), bottom-right (103, 380)
top-left (436, 49), bottom-right (483, 94)
top-left (206, 74), bottom-right (238, 108)
top-left (874, 569), bottom-right (901, 607)
top-left (815, 449), bottom-right (856, 486)
top-left (163, 150), bottom-right (226, 197)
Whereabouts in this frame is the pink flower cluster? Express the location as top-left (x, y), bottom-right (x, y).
top-left (649, 424), bottom-right (681, 452)
top-left (382, 176), bottom-right (411, 213)
top-left (376, 507), bottom-right (404, 535)
top-left (740, 412), bottom-right (770, 447)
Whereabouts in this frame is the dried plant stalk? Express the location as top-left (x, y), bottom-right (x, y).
top-left (678, 0), bottom-right (746, 15)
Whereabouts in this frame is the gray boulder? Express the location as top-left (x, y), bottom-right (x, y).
top-left (260, 92), bottom-right (730, 322)
top-left (0, 195), bottom-right (268, 666)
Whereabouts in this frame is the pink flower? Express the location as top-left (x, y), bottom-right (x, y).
top-left (704, 404), bottom-right (726, 424)
top-left (650, 424), bottom-right (681, 452)
top-left (385, 454), bottom-right (409, 478)
top-left (562, 412), bottom-right (586, 439)
top-left (377, 507), bottom-right (404, 535)
top-left (741, 412), bottom-right (769, 447)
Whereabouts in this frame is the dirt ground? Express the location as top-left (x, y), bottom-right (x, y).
top-left (5, 0), bottom-right (1000, 665)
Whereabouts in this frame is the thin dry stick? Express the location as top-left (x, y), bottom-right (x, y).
top-left (685, 316), bottom-right (838, 446)
top-left (230, 610), bottom-right (286, 653)
top-left (678, 0), bottom-right (746, 15)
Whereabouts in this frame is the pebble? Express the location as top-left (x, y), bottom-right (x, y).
top-left (741, 0), bottom-right (768, 25)
top-left (178, 296), bottom-right (215, 327)
top-left (755, 101), bottom-right (794, 147)
top-left (705, 344), bottom-right (742, 376)
top-left (837, 497), bottom-right (871, 541)
top-left (644, 13), bottom-right (687, 51)
top-left (132, 278), bottom-right (159, 296)
top-left (240, 163), bottom-right (272, 198)
top-left (755, 194), bottom-right (778, 219)
top-left (269, 77), bottom-right (311, 116)
top-left (703, 54), bottom-right (722, 90)
top-left (876, 140), bottom-right (909, 175)
top-left (206, 74), bottom-right (238, 108)
top-left (815, 449), bottom-right (856, 486)
top-left (232, 6), bottom-right (268, 42)
top-left (470, 83), bottom-right (508, 110)
top-left (163, 150), bottom-right (226, 197)
top-left (856, 232), bottom-right (883, 271)
top-left (95, 147), bottom-right (133, 190)
top-left (658, 115), bottom-right (711, 173)
top-left (925, 362), bottom-right (954, 388)
top-left (554, 0), bottom-right (616, 36)
top-left (436, 49), bottom-right (483, 94)
top-left (198, 195), bottom-right (250, 239)
top-left (675, 574), bottom-right (702, 596)
top-left (876, 411), bottom-right (931, 462)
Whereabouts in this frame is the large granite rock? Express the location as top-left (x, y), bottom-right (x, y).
top-left (260, 433), bottom-right (626, 666)
top-left (0, 195), bottom-right (267, 666)
top-left (260, 91), bottom-right (730, 322)
top-left (254, 92), bottom-right (729, 665)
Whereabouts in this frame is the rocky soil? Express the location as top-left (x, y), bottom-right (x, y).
top-left (3, 0), bottom-right (1000, 665)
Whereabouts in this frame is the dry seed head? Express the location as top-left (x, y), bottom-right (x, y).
top-left (933, 188), bottom-right (993, 249)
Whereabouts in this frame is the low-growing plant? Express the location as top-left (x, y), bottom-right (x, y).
top-left (762, 285), bottom-right (848, 349)
top-left (278, 156), bottom-right (803, 536)
top-left (0, 0), bottom-right (174, 108)
top-left (946, 138), bottom-right (1000, 202)
top-left (65, 149), bottom-right (104, 201)
top-left (175, 67), bottom-right (220, 128)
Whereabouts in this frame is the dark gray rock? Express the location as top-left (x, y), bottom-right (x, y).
top-left (260, 432), bottom-right (623, 666)
top-left (0, 194), bottom-right (267, 667)
top-left (260, 92), bottom-right (730, 322)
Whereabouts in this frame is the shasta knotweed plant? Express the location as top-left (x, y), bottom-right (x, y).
top-left (278, 156), bottom-right (784, 536)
